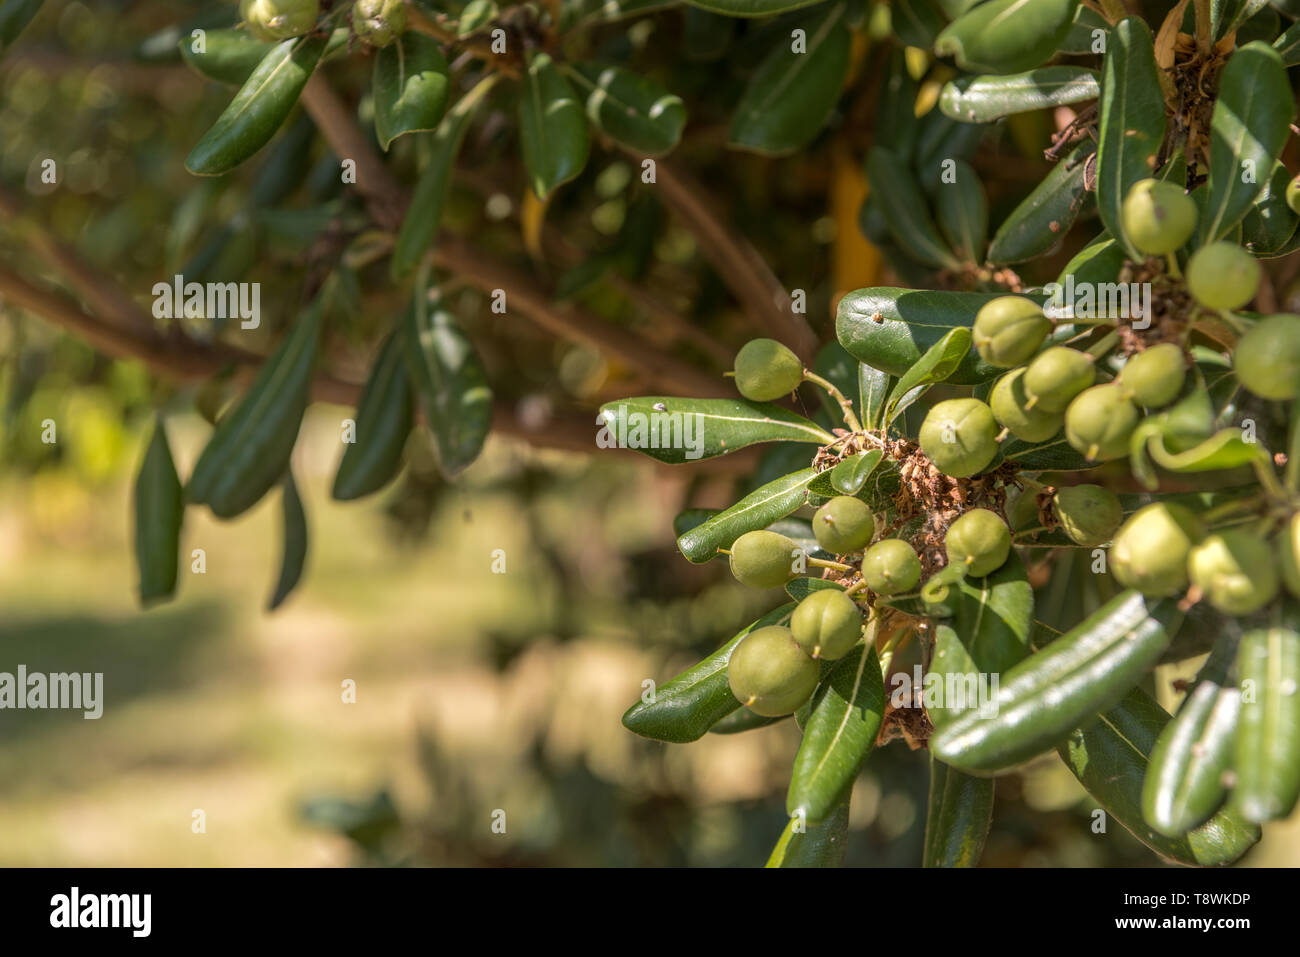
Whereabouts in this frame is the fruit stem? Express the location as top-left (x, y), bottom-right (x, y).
top-left (808, 557), bottom-right (855, 572)
top-left (802, 370), bottom-right (864, 433)
top-left (1250, 451), bottom-right (1291, 506)
top-left (1164, 252), bottom-right (1182, 279)
top-left (1084, 329), bottom-right (1121, 360)
top-left (1214, 310), bottom-right (1249, 335)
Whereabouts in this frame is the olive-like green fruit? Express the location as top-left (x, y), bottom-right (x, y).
top-left (352, 0), bottom-right (406, 46)
top-left (1121, 179), bottom-right (1198, 255)
top-left (1022, 347), bottom-right (1096, 413)
top-left (728, 530), bottom-right (798, 590)
top-left (1064, 383), bottom-right (1139, 462)
top-left (1277, 513), bottom-right (1300, 600)
top-left (919, 398), bottom-right (999, 478)
top-left (1111, 503), bottom-right (1205, 597)
top-left (1052, 484), bottom-right (1123, 547)
top-left (813, 495), bottom-right (876, 554)
top-left (1233, 314), bottom-right (1300, 400)
top-left (727, 626), bottom-right (820, 716)
top-left (862, 538), bottom-right (923, 596)
top-left (972, 296), bottom-right (1051, 368)
top-left (791, 589), bottom-right (864, 660)
top-left (1287, 174), bottom-right (1300, 217)
top-left (989, 367), bottom-right (1064, 442)
top-left (240, 0), bottom-right (319, 41)
top-left (1188, 530), bottom-right (1280, 615)
top-left (944, 508), bottom-right (1012, 577)
top-left (733, 338), bottom-right (803, 402)
top-left (1186, 242), bottom-right (1261, 311)
top-left (1118, 343), bottom-right (1186, 409)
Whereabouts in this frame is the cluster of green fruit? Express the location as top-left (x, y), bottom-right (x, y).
top-left (240, 0), bottom-right (406, 46)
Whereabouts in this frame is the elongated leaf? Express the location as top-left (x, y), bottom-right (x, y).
top-left (373, 32), bottom-right (449, 150)
top-left (786, 576), bottom-right (845, 602)
top-left (923, 758), bottom-right (995, 867)
top-left (268, 470), bottom-right (307, 611)
top-left (575, 63), bottom-right (685, 155)
top-left (598, 397), bottom-right (831, 465)
top-left (683, 0), bottom-right (828, 17)
top-left (677, 468), bottom-right (818, 563)
top-left (622, 603), bottom-right (795, 743)
top-left (179, 28), bottom-right (274, 86)
top-left (0, 0), bottom-right (41, 57)
top-left (830, 449), bottom-right (884, 495)
top-left (1275, 19), bottom-right (1300, 66)
top-left (877, 49), bottom-right (920, 161)
top-left (892, 0), bottom-right (944, 47)
top-left (1243, 161), bottom-right (1300, 256)
top-left (518, 50), bottom-right (589, 199)
top-left (865, 148), bottom-right (960, 269)
top-left (1200, 42), bottom-right (1293, 243)
top-left (1061, 4), bottom-right (1110, 54)
top-left (458, 0), bottom-right (498, 34)
top-left (708, 707), bottom-right (786, 734)
top-left (935, 0), bottom-right (1078, 74)
top-left (1095, 18), bottom-right (1165, 260)
top-left (186, 34), bottom-right (328, 176)
top-left (403, 288), bottom-right (493, 479)
top-left (859, 363), bottom-right (893, 430)
top-left (987, 141), bottom-right (1094, 264)
top-left (934, 160), bottom-right (988, 264)
top-left (886, 327), bottom-right (972, 422)
top-left (333, 331), bottom-right (414, 500)
top-left (133, 415), bottom-right (183, 606)
top-left (766, 793), bottom-right (850, 867)
top-left (940, 68), bottom-right (1099, 123)
top-left (1234, 612), bottom-right (1300, 822)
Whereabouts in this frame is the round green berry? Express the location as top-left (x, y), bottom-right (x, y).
top-left (1188, 530), bottom-right (1279, 615)
top-left (240, 0), bottom-right (319, 41)
top-left (990, 367), bottom-right (1064, 442)
top-left (352, 0), bottom-right (407, 46)
top-left (791, 589), bottom-right (864, 660)
top-left (1233, 314), bottom-right (1300, 400)
top-left (973, 296), bottom-right (1051, 368)
top-left (1111, 503), bottom-right (1205, 597)
top-left (813, 495), bottom-right (876, 554)
top-left (1065, 383), bottom-right (1139, 462)
top-left (919, 398), bottom-right (1000, 478)
top-left (733, 338), bottom-right (803, 402)
top-left (862, 539), bottom-right (922, 596)
top-left (1052, 484), bottom-right (1123, 547)
top-left (1119, 343), bottom-right (1186, 408)
top-left (728, 530), bottom-right (798, 590)
top-left (1287, 174), bottom-right (1300, 217)
top-left (1186, 242), bottom-right (1261, 311)
top-left (944, 508), bottom-right (1012, 577)
top-left (727, 626), bottom-right (820, 716)
top-left (1022, 347), bottom-right (1096, 413)
top-left (1121, 179), bottom-right (1198, 255)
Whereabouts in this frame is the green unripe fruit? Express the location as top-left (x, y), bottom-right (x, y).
top-left (240, 0), bottom-right (319, 41)
top-left (1287, 175), bottom-right (1300, 217)
top-left (861, 538), bottom-right (922, 596)
top-left (972, 296), bottom-right (1051, 368)
top-left (919, 398), bottom-right (999, 478)
top-left (1233, 314), bottom-right (1300, 400)
top-left (733, 338), bottom-right (803, 402)
top-left (944, 508), bottom-right (1011, 577)
top-left (1052, 484), bottom-right (1123, 547)
top-left (1188, 530), bottom-right (1279, 615)
top-left (1119, 343), bottom-right (1186, 408)
top-left (1022, 347), bottom-right (1095, 413)
top-left (1064, 383), bottom-right (1139, 462)
top-left (990, 367), bottom-right (1063, 442)
top-left (791, 589), bottom-right (864, 660)
top-left (1277, 514), bottom-right (1300, 600)
top-left (352, 0), bottom-right (406, 46)
top-left (1111, 503), bottom-right (1205, 597)
top-left (727, 626), bottom-right (820, 716)
top-left (813, 495), bottom-right (876, 554)
top-left (1121, 179), bottom-right (1197, 255)
top-left (1186, 242), bottom-right (1261, 311)
top-left (728, 530), bottom-right (798, 590)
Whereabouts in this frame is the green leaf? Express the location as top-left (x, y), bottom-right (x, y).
top-left (621, 603), bottom-right (795, 743)
top-left (597, 397), bottom-right (832, 465)
top-left (133, 415), bottom-right (183, 606)
top-left (268, 469), bottom-right (308, 611)
top-left (885, 327), bottom-right (972, 423)
top-left (1060, 4), bottom-right (1109, 54)
top-left (728, 3), bottom-right (850, 155)
top-left (831, 449), bottom-right (884, 494)
top-left (518, 50), bottom-right (589, 199)
top-left (458, 0), bottom-right (498, 34)
top-left (333, 330), bottom-right (414, 501)
top-left (877, 49), bottom-right (921, 160)
top-left (1275, 19), bottom-right (1300, 66)
top-left (676, 468), bottom-right (818, 563)
top-left (708, 707), bottom-right (786, 734)
top-left (1095, 18), bottom-right (1165, 260)
top-left (179, 28), bottom-right (274, 86)
top-left (940, 67), bottom-right (1099, 124)
top-left (403, 286), bottom-right (493, 479)
top-left (391, 76), bottom-right (498, 280)
top-left (0, 0), bottom-right (42, 58)
top-left (987, 141), bottom-right (1095, 264)
top-left (573, 63), bottom-right (686, 156)
top-left (934, 159), bottom-right (988, 264)
top-left (682, 0), bottom-right (828, 16)
top-left (766, 793), bottom-right (850, 867)
top-left (935, 0), bottom-right (1079, 74)
top-left (1243, 161), bottom-right (1300, 257)
top-left (859, 363), bottom-right (893, 430)
top-left (1233, 611), bottom-right (1300, 822)
top-left (997, 434), bottom-right (1094, 471)
top-left (892, 0), bottom-right (944, 48)
top-left (1200, 42), bottom-right (1293, 243)
top-left (372, 32), bottom-right (450, 150)
top-left (923, 758), bottom-right (995, 867)
top-left (786, 576), bottom-right (845, 602)
top-left (865, 147), bottom-right (960, 270)
top-left (186, 34), bottom-right (328, 176)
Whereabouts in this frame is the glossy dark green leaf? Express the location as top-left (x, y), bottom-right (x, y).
top-left (1233, 610), bottom-right (1300, 822)
top-left (940, 68), bottom-right (1099, 124)
top-left (1200, 43), bottom-right (1293, 243)
top-left (987, 141), bottom-right (1094, 264)
top-left (892, 0), bottom-right (944, 47)
top-left (0, 0), bottom-right (42, 57)
top-left (1060, 3), bottom-right (1109, 54)
top-left (1095, 18), bottom-right (1165, 260)
top-left (1243, 161), bottom-right (1300, 257)
top-left (786, 576), bottom-right (845, 602)
top-left (188, 300), bottom-right (321, 518)
top-left (830, 450), bottom-right (884, 495)
top-left (877, 49), bottom-right (920, 161)
top-left (996, 434), bottom-right (1094, 471)
top-left (708, 706), bottom-right (786, 734)
top-left (598, 397), bottom-right (831, 465)
top-left (1053, 233), bottom-right (1125, 295)
top-left (518, 50), bottom-right (589, 199)
top-left (1275, 19), bottom-right (1300, 65)
top-left (372, 32), bottom-right (449, 150)
top-left (133, 415), bottom-right (183, 606)
top-left (677, 467), bottom-right (818, 563)
top-left (268, 469), bottom-right (307, 611)
top-left (886, 329), bottom-right (973, 425)
top-left (865, 147), bottom-right (960, 270)
top-left (621, 603), bottom-right (795, 743)
top-left (935, 0), bottom-right (1078, 74)
top-left (403, 287), bottom-right (493, 479)
top-left (1217, 0), bottom-right (1271, 36)
top-left (914, 111), bottom-right (989, 182)
top-left (923, 757), bottom-right (994, 867)
top-left (179, 28), bottom-right (274, 86)
top-left (766, 792), bottom-right (850, 867)
top-left (859, 363), bottom-right (892, 430)
top-left (333, 331), bottom-right (414, 501)
top-left (186, 34), bottom-right (328, 176)
top-left (934, 159), bottom-right (988, 265)
top-left (574, 63), bottom-right (685, 156)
